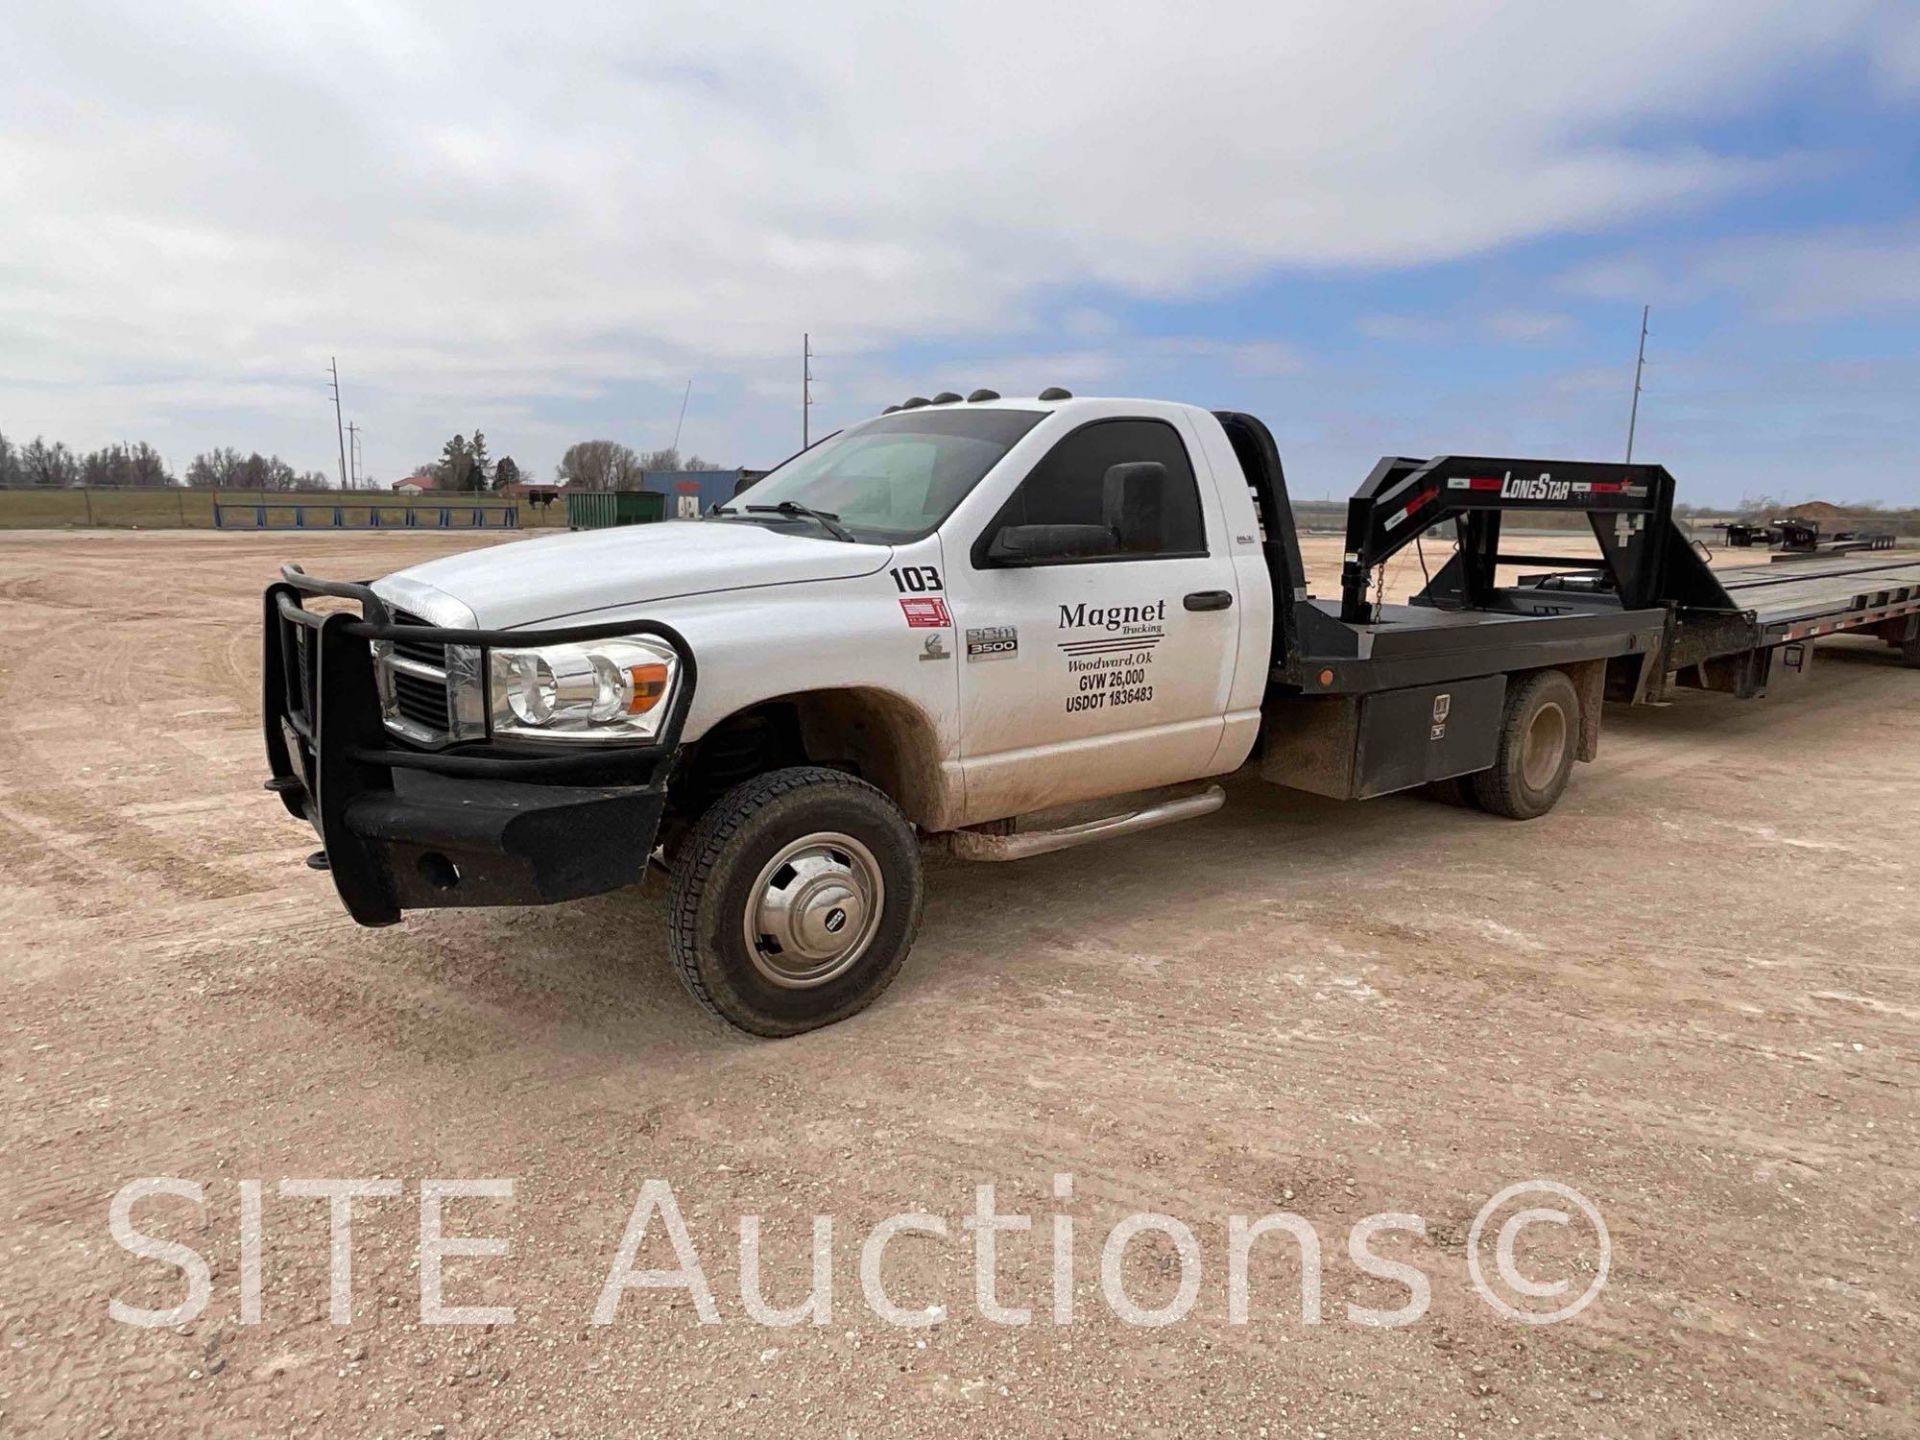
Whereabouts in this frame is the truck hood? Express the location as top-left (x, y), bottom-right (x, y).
top-left (373, 519), bottom-right (892, 628)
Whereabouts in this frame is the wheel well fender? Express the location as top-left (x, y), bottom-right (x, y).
top-left (677, 688), bottom-right (950, 828)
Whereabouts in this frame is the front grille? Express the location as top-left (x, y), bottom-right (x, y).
top-left (380, 607), bottom-right (452, 740)
top-left (389, 609), bottom-right (447, 669)
top-left (391, 667), bottom-right (451, 731)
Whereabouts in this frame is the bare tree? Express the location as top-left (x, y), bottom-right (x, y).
top-left (557, 439), bottom-right (643, 490)
top-left (637, 446), bottom-right (727, 473)
top-left (80, 443), bottom-right (176, 488)
top-left (21, 437), bottom-right (80, 487)
top-left (0, 430), bottom-right (21, 487)
top-left (185, 448), bottom-right (300, 489)
top-left (126, 443), bottom-right (173, 487)
top-left (186, 448), bottom-right (246, 488)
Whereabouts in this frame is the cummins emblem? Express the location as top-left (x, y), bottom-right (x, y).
top-left (1431, 692), bottom-right (1451, 741)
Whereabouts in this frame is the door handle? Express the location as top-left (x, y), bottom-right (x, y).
top-left (1183, 590), bottom-right (1234, 612)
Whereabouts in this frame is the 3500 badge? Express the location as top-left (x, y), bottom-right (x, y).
top-left (965, 626), bottom-right (1018, 660)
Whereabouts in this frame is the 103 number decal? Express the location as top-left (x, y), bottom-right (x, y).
top-left (890, 566), bottom-right (943, 593)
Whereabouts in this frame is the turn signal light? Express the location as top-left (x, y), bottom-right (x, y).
top-left (626, 662), bottom-right (670, 714)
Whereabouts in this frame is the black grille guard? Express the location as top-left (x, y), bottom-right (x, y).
top-left (263, 563), bottom-right (696, 924)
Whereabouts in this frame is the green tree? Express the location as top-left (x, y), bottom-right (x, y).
top-left (469, 431), bottom-right (491, 491)
top-left (435, 434), bottom-right (473, 490)
top-left (492, 455), bottom-right (522, 491)
top-left (433, 432), bottom-right (493, 492)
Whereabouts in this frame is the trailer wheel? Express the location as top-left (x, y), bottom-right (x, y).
top-left (1470, 670), bottom-right (1579, 820)
top-left (1901, 633), bottom-right (1920, 669)
top-left (667, 766), bottom-right (924, 1036)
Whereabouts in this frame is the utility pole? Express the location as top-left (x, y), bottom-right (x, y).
top-left (670, 379), bottom-right (692, 457)
top-left (1625, 305), bottom-right (1650, 463)
top-left (803, 333), bottom-right (814, 449)
top-left (329, 357), bottom-right (350, 489)
top-left (346, 422), bottom-right (362, 489)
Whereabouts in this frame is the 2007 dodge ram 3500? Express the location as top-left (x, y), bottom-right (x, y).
top-left (264, 391), bottom-right (1920, 1034)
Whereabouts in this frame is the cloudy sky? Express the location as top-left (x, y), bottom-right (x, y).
top-left (2, 1), bottom-right (1917, 503)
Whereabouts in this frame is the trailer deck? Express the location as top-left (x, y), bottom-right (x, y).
top-left (1714, 552), bottom-right (1920, 641)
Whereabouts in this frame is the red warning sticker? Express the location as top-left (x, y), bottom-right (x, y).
top-left (899, 597), bottom-right (952, 628)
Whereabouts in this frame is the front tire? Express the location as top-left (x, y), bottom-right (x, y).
top-left (1469, 669), bottom-right (1579, 820)
top-left (667, 766), bottom-right (924, 1036)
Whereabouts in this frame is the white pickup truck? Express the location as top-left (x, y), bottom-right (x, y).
top-left (263, 390), bottom-right (1920, 1034)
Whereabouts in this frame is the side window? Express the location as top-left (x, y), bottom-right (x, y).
top-left (983, 418), bottom-right (1207, 562)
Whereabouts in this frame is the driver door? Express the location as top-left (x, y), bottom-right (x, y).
top-left (944, 414), bottom-right (1241, 824)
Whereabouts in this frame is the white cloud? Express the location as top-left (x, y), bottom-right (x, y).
top-left (1358, 310), bottom-right (1573, 344)
top-left (1878, 10), bottom-right (1920, 91)
top-left (0, 0), bottom-right (1900, 474)
top-left (1484, 309), bottom-right (1574, 342)
top-left (1356, 314), bottom-right (1447, 343)
top-left (1566, 219), bottom-right (1920, 319)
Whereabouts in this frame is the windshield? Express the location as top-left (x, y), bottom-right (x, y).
top-left (721, 407), bottom-right (1045, 542)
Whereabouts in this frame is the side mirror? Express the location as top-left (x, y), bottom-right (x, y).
top-left (987, 523), bottom-right (1116, 564)
top-left (1102, 462), bottom-right (1166, 552)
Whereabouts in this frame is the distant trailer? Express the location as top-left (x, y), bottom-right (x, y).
top-left (566, 490), bottom-right (667, 530)
top-left (1770, 534), bottom-right (1898, 562)
top-left (214, 499), bottom-right (517, 530)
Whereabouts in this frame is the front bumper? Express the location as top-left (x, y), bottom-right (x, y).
top-left (263, 566), bottom-right (694, 926)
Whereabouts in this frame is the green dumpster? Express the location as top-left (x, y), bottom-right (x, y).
top-left (567, 490), bottom-right (667, 530)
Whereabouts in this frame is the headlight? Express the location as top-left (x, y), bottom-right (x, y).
top-left (485, 637), bottom-right (677, 742)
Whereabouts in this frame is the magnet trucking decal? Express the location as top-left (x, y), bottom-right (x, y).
top-left (899, 597), bottom-right (952, 628)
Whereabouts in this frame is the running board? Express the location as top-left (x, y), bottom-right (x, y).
top-left (944, 785), bottom-right (1226, 862)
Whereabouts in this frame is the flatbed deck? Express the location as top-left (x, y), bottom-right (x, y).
top-left (1282, 597), bottom-right (1666, 694)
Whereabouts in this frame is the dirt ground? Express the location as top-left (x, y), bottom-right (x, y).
top-left (2, 528), bottom-right (1915, 1438)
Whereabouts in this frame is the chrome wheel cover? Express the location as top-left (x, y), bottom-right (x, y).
top-left (744, 832), bottom-right (884, 988)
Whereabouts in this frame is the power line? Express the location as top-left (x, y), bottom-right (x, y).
top-left (803, 332), bottom-right (814, 449)
top-left (1625, 305), bottom-right (1650, 463)
top-left (328, 357), bottom-right (350, 490)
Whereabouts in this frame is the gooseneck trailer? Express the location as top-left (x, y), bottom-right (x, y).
top-left (263, 393), bottom-right (1918, 1034)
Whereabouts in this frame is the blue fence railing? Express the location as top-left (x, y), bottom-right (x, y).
top-left (213, 501), bottom-right (518, 530)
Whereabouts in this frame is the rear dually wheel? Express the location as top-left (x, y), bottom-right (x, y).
top-left (1470, 669), bottom-right (1580, 820)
